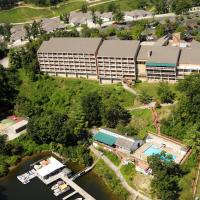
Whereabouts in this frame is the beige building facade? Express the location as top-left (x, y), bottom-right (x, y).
top-left (97, 40), bottom-right (140, 84)
top-left (37, 37), bottom-right (103, 79)
top-left (37, 37), bottom-right (200, 84)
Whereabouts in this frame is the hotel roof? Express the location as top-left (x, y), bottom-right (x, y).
top-left (179, 48), bottom-right (200, 65)
top-left (141, 46), bottom-right (180, 66)
top-left (38, 37), bottom-right (102, 54)
top-left (98, 40), bottom-right (140, 57)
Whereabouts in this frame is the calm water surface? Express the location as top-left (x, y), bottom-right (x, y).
top-left (0, 153), bottom-right (120, 200)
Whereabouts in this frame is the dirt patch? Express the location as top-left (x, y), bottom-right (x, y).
top-left (133, 173), bottom-right (152, 195)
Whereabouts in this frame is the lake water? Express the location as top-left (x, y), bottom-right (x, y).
top-left (0, 153), bottom-right (120, 200)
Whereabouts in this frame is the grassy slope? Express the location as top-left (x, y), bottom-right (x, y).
top-left (0, 0), bottom-right (84, 23)
top-left (0, 7), bottom-right (54, 23)
top-left (94, 159), bottom-right (130, 200)
top-left (130, 108), bottom-right (156, 139)
top-left (134, 82), bottom-right (177, 100)
top-left (90, 0), bottom-right (140, 12)
top-left (179, 153), bottom-right (198, 200)
top-left (120, 163), bottom-right (136, 186)
top-left (103, 150), bottom-right (121, 166)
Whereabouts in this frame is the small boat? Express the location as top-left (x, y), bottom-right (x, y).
top-left (53, 184), bottom-right (70, 196)
top-left (75, 198), bottom-right (83, 200)
top-left (51, 180), bottom-right (64, 190)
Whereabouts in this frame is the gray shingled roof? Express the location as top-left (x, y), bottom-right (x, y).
top-left (146, 46), bottom-right (180, 65)
top-left (69, 12), bottom-right (92, 24)
top-left (138, 45), bottom-right (180, 65)
top-left (38, 37), bottom-right (102, 54)
top-left (191, 40), bottom-right (200, 49)
top-left (179, 48), bottom-right (200, 65)
top-left (41, 18), bottom-right (65, 33)
top-left (137, 45), bottom-right (157, 61)
top-left (125, 10), bottom-right (152, 17)
top-left (115, 137), bottom-right (134, 151)
top-left (10, 25), bottom-right (26, 42)
top-left (98, 40), bottom-right (140, 57)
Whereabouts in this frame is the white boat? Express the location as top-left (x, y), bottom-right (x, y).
top-left (53, 184), bottom-right (70, 196)
top-left (17, 169), bottom-right (37, 184)
top-left (51, 180), bottom-right (64, 190)
top-left (75, 198), bottom-right (83, 200)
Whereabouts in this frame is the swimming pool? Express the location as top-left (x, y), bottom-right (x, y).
top-left (144, 146), bottom-right (176, 160)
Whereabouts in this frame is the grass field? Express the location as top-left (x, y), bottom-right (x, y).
top-left (103, 150), bottom-right (121, 166)
top-left (130, 109), bottom-right (155, 139)
top-left (120, 163), bottom-right (136, 186)
top-left (0, 7), bottom-right (54, 23)
top-left (0, 0), bottom-right (84, 23)
top-left (134, 82), bottom-right (177, 100)
top-left (90, 0), bottom-right (140, 12)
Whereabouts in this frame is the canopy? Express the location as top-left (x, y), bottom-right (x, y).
top-left (36, 157), bottom-right (64, 178)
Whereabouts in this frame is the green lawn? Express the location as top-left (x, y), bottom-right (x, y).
top-left (0, 0), bottom-right (84, 23)
top-left (94, 159), bottom-right (129, 200)
top-left (134, 82), bottom-right (177, 100)
top-left (120, 163), bottom-right (136, 186)
top-left (0, 7), bottom-right (54, 23)
top-left (103, 150), bottom-right (121, 166)
top-left (179, 153), bottom-right (198, 200)
top-left (90, 0), bottom-right (141, 12)
top-left (52, 1), bottom-right (84, 15)
top-left (130, 109), bottom-right (155, 139)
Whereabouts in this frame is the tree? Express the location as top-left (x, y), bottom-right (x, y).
top-left (157, 82), bottom-right (175, 103)
top-left (117, 29), bottom-right (132, 40)
top-left (138, 90), bottom-right (152, 104)
top-left (81, 3), bottom-right (88, 13)
top-left (131, 24), bottom-right (145, 40)
top-left (27, 112), bottom-right (78, 145)
top-left (161, 74), bottom-right (200, 139)
top-left (0, 135), bottom-right (7, 155)
top-left (81, 92), bottom-right (102, 127)
top-left (171, 0), bottom-right (192, 14)
top-left (102, 101), bottom-right (131, 128)
top-left (196, 32), bottom-right (200, 42)
top-left (107, 2), bottom-right (119, 13)
top-left (60, 13), bottom-right (70, 24)
top-left (24, 24), bottom-right (32, 41)
top-left (154, 0), bottom-right (169, 14)
top-left (155, 24), bottom-right (166, 38)
top-left (113, 10), bottom-right (124, 23)
top-left (96, 17), bottom-right (103, 27)
top-left (0, 42), bottom-right (7, 59)
top-left (148, 152), bottom-right (183, 200)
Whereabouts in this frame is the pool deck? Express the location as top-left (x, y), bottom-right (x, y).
top-left (133, 142), bottom-right (184, 164)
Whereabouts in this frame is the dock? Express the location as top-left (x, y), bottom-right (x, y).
top-left (63, 191), bottom-right (77, 200)
top-left (61, 174), bottom-right (95, 200)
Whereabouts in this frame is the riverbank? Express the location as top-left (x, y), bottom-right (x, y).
top-left (0, 152), bottom-right (121, 200)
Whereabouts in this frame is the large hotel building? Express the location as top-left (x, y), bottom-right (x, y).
top-left (37, 37), bottom-right (200, 83)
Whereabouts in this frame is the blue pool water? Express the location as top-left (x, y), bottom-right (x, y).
top-left (144, 146), bottom-right (176, 160)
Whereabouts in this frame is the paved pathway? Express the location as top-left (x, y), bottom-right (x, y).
top-left (90, 146), bottom-right (150, 200)
top-left (122, 83), bottom-right (138, 95)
